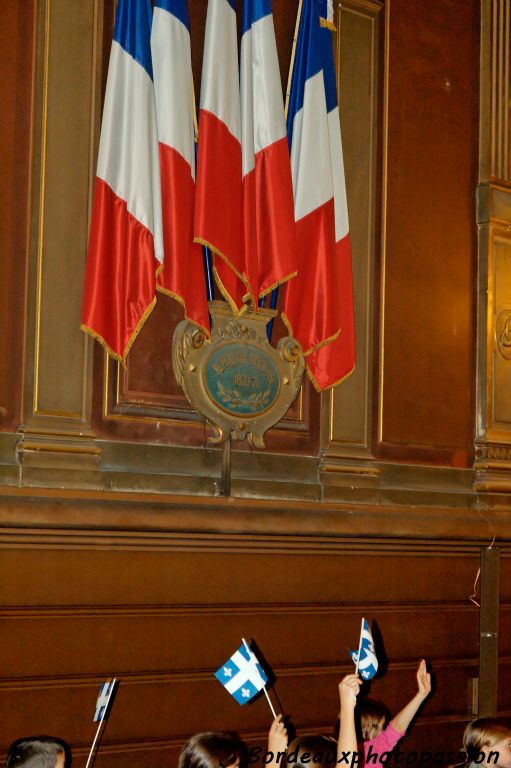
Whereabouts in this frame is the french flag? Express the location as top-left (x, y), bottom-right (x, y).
top-left (319, 0), bottom-right (335, 29)
top-left (151, 0), bottom-right (210, 334)
top-left (283, 0), bottom-right (355, 390)
top-left (241, 0), bottom-right (297, 303)
top-left (194, 0), bottom-right (246, 310)
top-left (81, 0), bottom-right (163, 362)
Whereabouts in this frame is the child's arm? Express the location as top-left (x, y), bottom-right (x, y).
top-left (338, 674), bottom-right (361, 762)
top-left (267, 715), bottom-right (288, 767)
top-left (391, 659), bottom-right (431, 734)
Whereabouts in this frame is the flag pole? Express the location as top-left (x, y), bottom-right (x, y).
top-left (85, 720), bottom-right (105, 768)
top-left (241, 638), bottom-right (278, 719)
top-left (85, 678), bottom-right (117, 768)
top-left (284, 0), bottom-right (304, 119)
top-left (262, 685), bottom-right (278, 719)
top-left (355, 619), bottom-right (364, 675)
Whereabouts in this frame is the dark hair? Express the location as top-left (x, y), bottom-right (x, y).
top-left (286, 735), bottom-right (337, 768)
top-left (179, 732), bottom-right (248, 768)
top-left (6, 737), bottom-right (70, 768)
top-left (463, 718), bottom-right (511, 765)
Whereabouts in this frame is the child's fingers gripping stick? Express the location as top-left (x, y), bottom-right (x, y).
top-left (338, 674), bottom-right (361, 709)
top-left (268, 715), bottom-right (288, 755)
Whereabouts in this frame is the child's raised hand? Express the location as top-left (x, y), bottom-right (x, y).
top-left (338, 674), bottom-right (361, 709)
top-left (416, 659), bottom-right (431, 699)
top-left (268, 714), bottom-right (288, 755)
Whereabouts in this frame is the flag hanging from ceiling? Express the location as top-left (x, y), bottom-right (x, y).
top-left (151, 0), bottom-right (210, 334)
top-left (241, 0), bottom-right (297, 303)
top-left (283, 0), bottom-right (355, 390)
top-left (81, 0), bottom-right (163, 362)
top-left (215, 640), bottom-right (268, 705)
top-left (194, 0), bottom-right (247, 311)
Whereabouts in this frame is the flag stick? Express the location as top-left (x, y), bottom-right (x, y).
top-left (263, 685), bottom-right (278, 719)
top-left (85, 719), bottom-right (105, 768)
top-left (284, 0), bottom-right (304, 119)
top-left (85, 678), bottom-right (117, 768)
top-left (355, 619), bottom-right (364, 675)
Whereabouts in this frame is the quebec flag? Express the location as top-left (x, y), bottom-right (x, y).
top-left (215, 640), bottom-right (268, 705)
top-left (350, 619), bottom-right (378, 680)
top-left (93, 680), bottom-right (116, 722)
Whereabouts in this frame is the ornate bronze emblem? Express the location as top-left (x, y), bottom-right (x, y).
top-left (495, 308), bottom-right (511, 360)
top-left (173, 301), bottom-right (305, 447)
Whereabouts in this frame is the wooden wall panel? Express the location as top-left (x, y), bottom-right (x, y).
top-left (498, 557), bottom-right (511, 713)
top-left (500, 555), bottom-right (511, 598)
top-left (378, 0), bottom-right (479, 464)
top-left (0, 2), bottom-right (34, 430)
top-left (0, 541), bottom-right (482, 767)
top-left (322, 0), bottom-right (382, 464)
top-left (0, 549), bottom-right (482, 606)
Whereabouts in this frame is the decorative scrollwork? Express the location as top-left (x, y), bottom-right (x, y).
top-left (172, 301), bottom-right (305, 447)
top-left (213, 319), bottom-right (258, 342)
top-left (217, 382), bottom-right (272, 411)
top-left (495, 309), bottom-right (511, 360)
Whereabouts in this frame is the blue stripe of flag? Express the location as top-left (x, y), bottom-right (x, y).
top-left (113, 0), bottom-right (154, 80)
top-left (155, 0), bottom-right (190, 30)
top-left (320, 25), bottom-right (338, 114)
top-left (286, 0), bottom-right (324, 148)
top-left (319, 0), bottom-right (331, 24)
top-left (242, 0), bottom-right (272, 35)
top-left (225, 0), bottom-right (237, 12)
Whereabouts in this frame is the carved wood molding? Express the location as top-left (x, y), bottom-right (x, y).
top-left (0, 600), bottom-right (480, 620)
top-left (0, 656), bottom-right (480, 694)
top-left (0, 487), bottom-right (509, 546)
top-left (475, 189), bottom-right (511, 490)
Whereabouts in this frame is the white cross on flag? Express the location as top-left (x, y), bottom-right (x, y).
top-left (350, 618), bottom-right (378, 680)
top-left (93, 680), bottom-right (116, 722)
top-left (215, 639), bottom-right (268, 705)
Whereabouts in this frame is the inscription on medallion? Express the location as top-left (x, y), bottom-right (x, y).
top-left (205, 345), bottom-right (280, 416)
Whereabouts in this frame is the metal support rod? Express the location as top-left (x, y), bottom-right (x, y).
top-left (478, 545), bottom-right (500, 716)
top-left (221, 436), bottom-right (231, 497)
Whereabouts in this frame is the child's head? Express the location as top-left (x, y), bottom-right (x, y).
top-left (286, 735), bottom-right (336, 768)
top-left (463, 719), bottom-right (511, 768)
top-left (358, 700), bottom-right (389, 741)
top-left (6, 737), bottom-right (69, 768)
top-left (179, 732), bottom-right (248, 768)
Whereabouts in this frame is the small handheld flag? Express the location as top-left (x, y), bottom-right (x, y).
top-left (350, 618), bottom-right (378, 680)
top-left (94, 680), bottom-right (116, 722)
top-left (86, 678), bottom-right (117, 768)
top-left (215, 640), bottom-right (268, 705)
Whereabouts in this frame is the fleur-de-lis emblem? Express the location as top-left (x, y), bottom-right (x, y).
top-left (241, 687), bottom-right (251, 698)
top-left (223, 667), bottom-right (233, 677)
